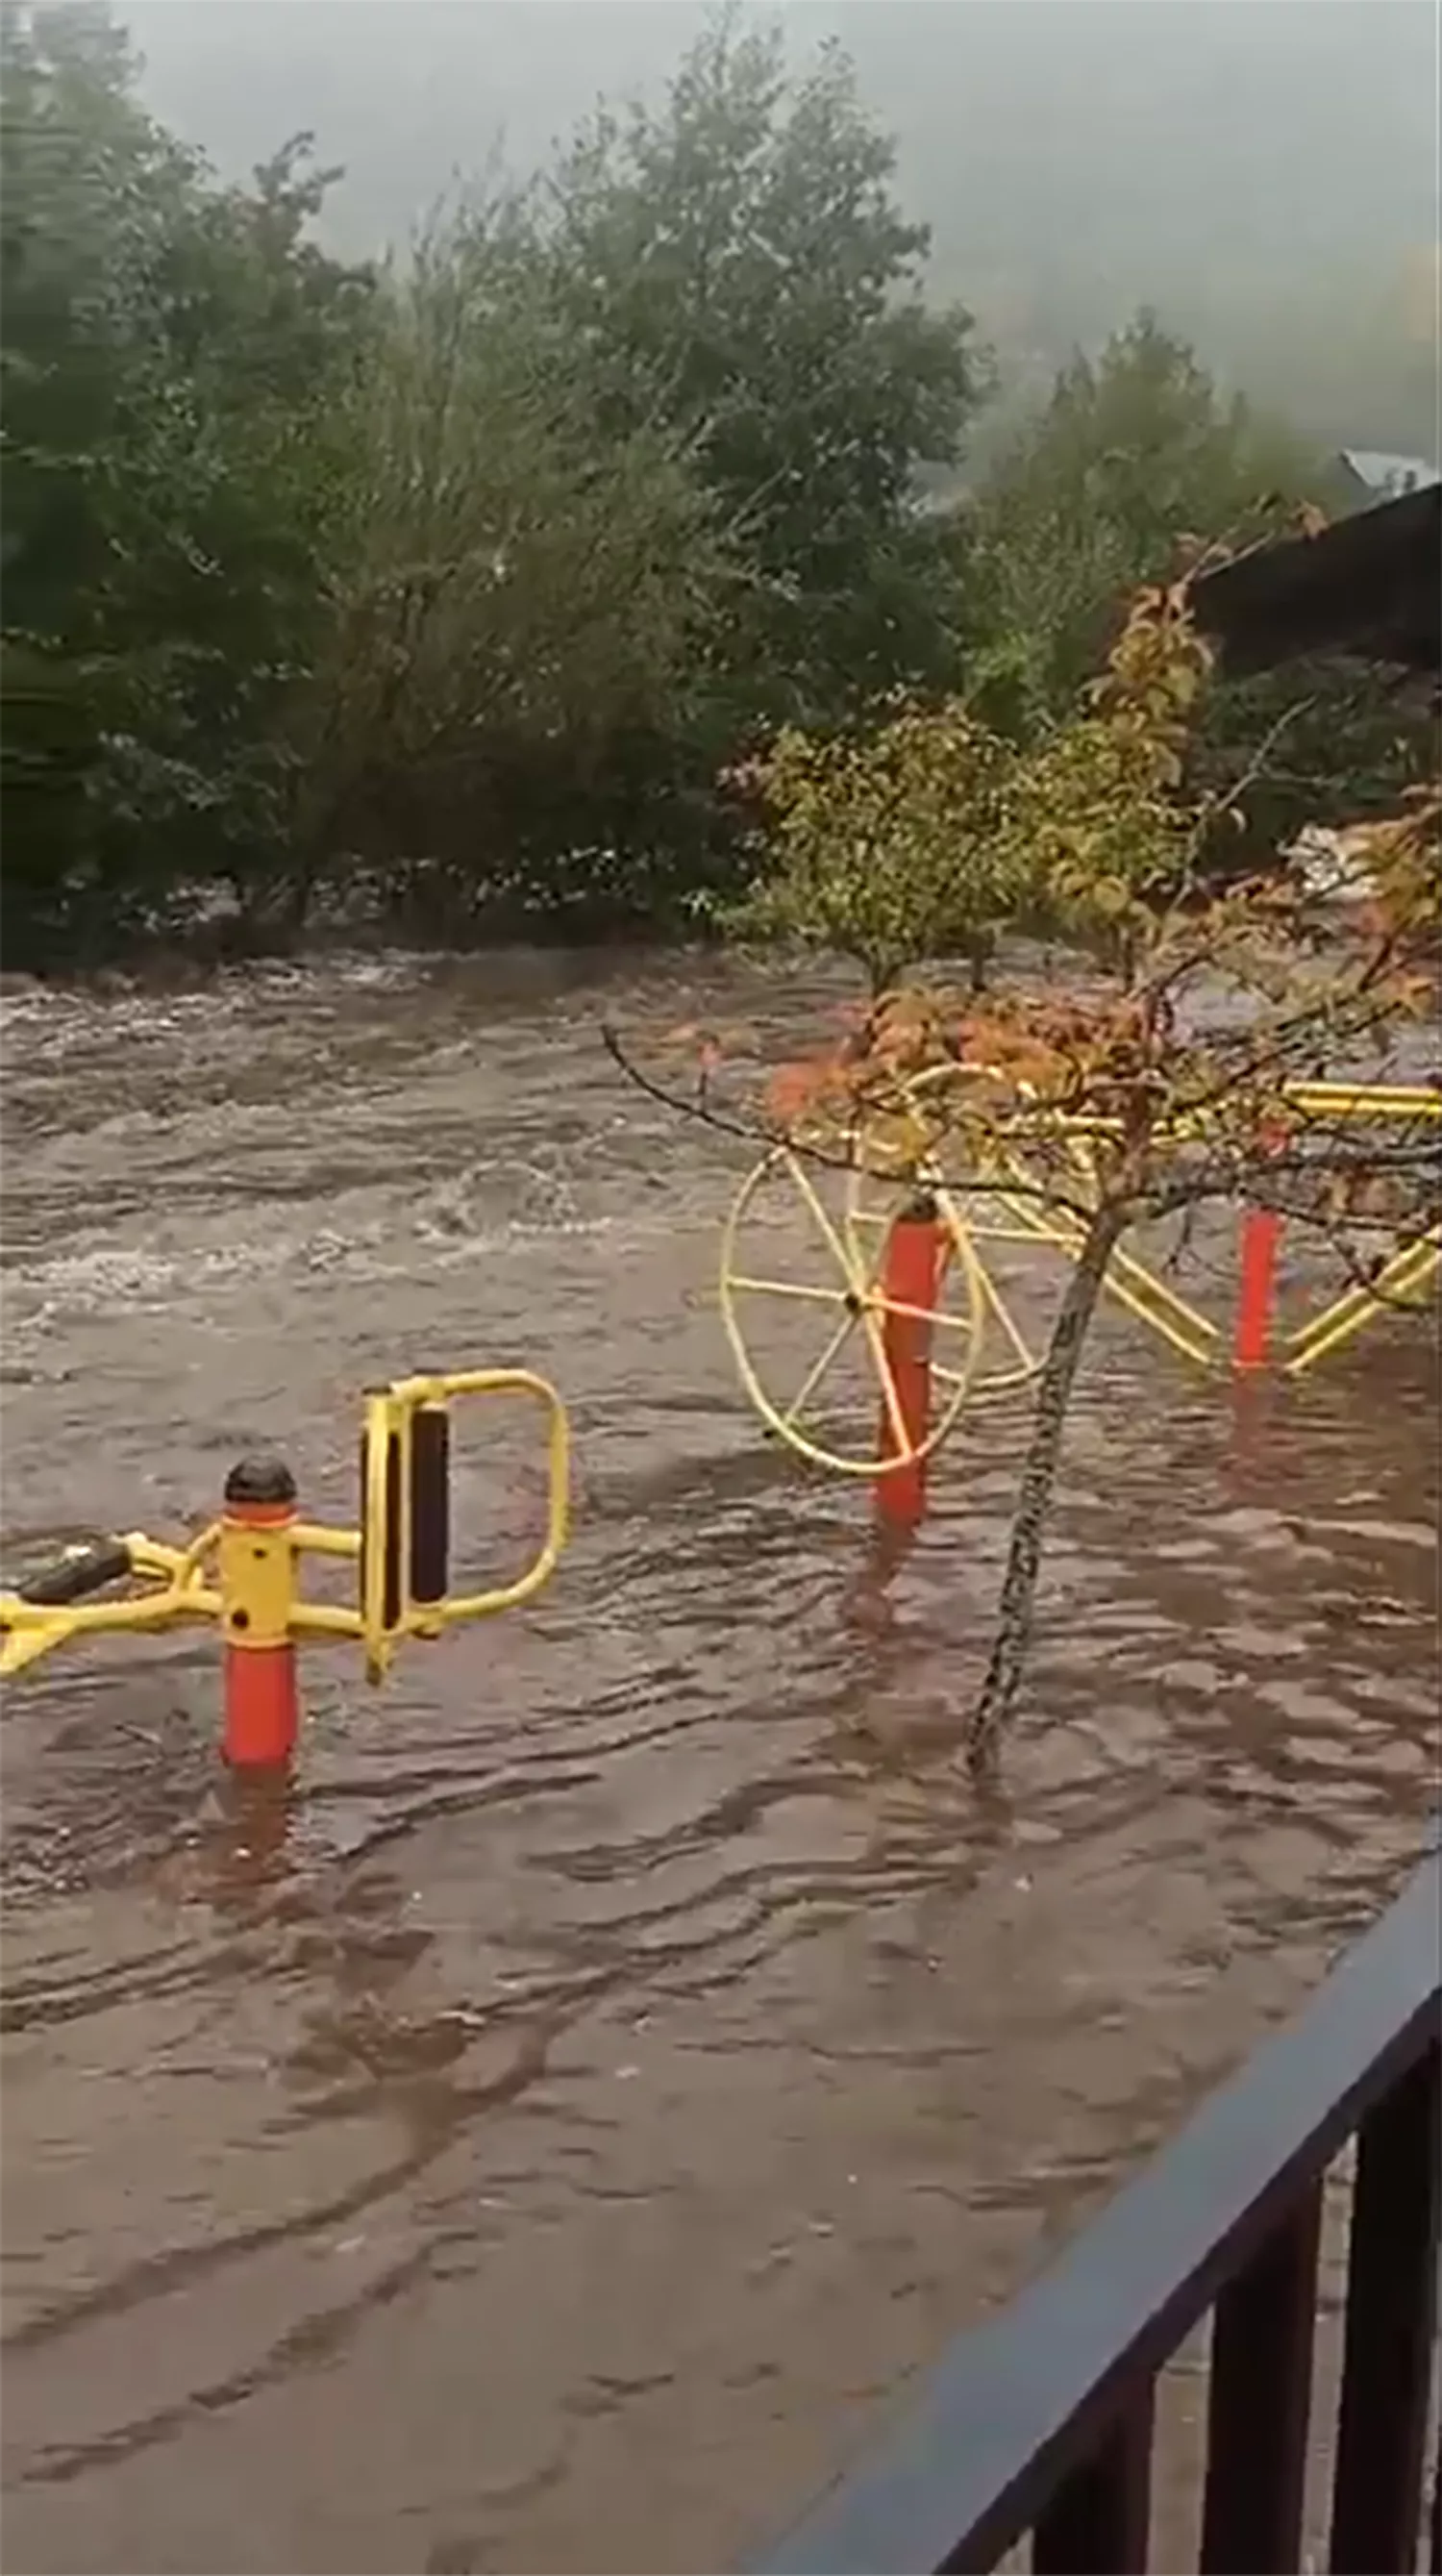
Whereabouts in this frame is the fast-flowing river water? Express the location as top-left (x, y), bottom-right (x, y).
top-left (1, 951), bottom-right (1435, 2576)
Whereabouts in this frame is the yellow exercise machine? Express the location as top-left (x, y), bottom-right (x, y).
top-left (0, 1368), bottom-right (571, 1765)
top-left (716, 1076), bottom-right (1440, 1484)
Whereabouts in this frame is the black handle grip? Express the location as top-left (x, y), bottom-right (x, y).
top-left (18, 1538), bottom-right (134, 1607)
top-left (410, 1406), bottom-right (450, 1609)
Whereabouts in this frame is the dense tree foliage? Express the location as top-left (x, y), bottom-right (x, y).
top-left (286, 205), bottom-right (736, 939)
top-left (1, 2), bottom-right (376, 960)
top-left (1, 4), bottom-right (1430, 971)
top-left (529, 12), bottom-right (983, 723)
top-left (960, 313), bottom-right (1328, 727)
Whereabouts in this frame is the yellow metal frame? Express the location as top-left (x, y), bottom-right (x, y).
top-left (359, 1370), bottom-right (569, 1682)
top-left (1269, 1086), bottom-right (1440, 1375)
top-left (1282, 1225), bottom-right (1442, 1375)
top-left (0, 1369), bottom-right (569, 1684)
top-left (717, 1146), bottom-right (989, 1477)
top-left (992, 1142), bottom-right (1222, 1372)
top-left (852, 1068), bottom-right (1442, 1170)
top-left (716, 1074), bottom-right (1438, 1468)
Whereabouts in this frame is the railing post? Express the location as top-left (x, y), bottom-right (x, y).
top-left (743, 1858), bottom-right (1441, 2576)
top-left (1328, 2032), bottom-right (1442, 2573)
top-left (1032, 2387), bottom-right (1155, 2576)
top-left (1200, 2179), bottom-right (1324, 2573)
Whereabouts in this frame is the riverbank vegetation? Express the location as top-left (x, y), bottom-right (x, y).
top-left (2, 1), bottom-right (1435, 972)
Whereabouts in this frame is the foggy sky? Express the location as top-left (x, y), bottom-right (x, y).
top-left (121, 0), bottom-right (1440, 446)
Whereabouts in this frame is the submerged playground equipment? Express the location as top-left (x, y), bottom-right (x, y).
top-left (3, 1050), bottom-right (1434, 1753)
top-left (0, 1369), bottom-right (569, 1768)
top-left (717, 488), bottom-right (1442, 1534)
top-left (717, 1074), bottom-right (1442, 1528)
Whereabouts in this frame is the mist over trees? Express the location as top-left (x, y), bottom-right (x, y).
top-left (124, 0), bottom-right (1440, 460)
top-left (2, 0), bottom-right (1435, 969)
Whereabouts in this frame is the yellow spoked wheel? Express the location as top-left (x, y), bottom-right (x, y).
top-left (717, 1147), bottom-right (989, 1476)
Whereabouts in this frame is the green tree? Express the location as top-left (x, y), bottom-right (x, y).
top-left (533, 7), bottom-right (985, 725)
top-left (286, 205), bottom-right (737, 937)
top-left (1, 0), bottom-right (185, 953)
top-left (2, 2), bottom-right (985, 963)
top-left (962, 312), bottom-right (1327, 731)
top-left (0, 2), bottom-right (371, 964)
top-left (962, 311), bottom-right (1435, 862)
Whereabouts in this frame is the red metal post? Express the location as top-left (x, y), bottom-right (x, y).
top-left (876, 1197), bottom-right (942, 1529)
top-left (1234, 1131), bottom-right (1285, 1371)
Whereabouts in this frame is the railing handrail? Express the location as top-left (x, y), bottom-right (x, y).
top-left (749, 1846), bottom-right (1441, 2576)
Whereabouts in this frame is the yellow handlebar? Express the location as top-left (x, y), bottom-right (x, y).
top-left (359, 1369), bottom-right (570, 1682)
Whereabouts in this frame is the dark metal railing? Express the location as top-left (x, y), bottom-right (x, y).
top-left (749, 1847), bottom-right (1441, 2576)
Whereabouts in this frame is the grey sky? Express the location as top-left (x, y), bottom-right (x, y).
top-left (120, 4), bottom-right (1434, 249)
top-left (121, 0), bottom-right (1440, 449)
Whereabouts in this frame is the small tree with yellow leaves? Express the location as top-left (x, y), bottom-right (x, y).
top-left (725, 695), bottom-right (1022, 996)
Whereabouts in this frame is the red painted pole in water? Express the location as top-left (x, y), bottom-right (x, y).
top-left (875, 1195), bottom-right (942, 1529)
top-left (1234, 1131), bottom-right (1285, 1371)
top-left (219, 1458), bottom-right (300, 1769)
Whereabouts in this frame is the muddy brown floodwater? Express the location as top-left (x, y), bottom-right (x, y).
top-left (0, 951), bottom-right (1436, 2576)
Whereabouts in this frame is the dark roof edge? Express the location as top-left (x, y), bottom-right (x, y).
top-left (1185, 484), bottom-right (1441, 679)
